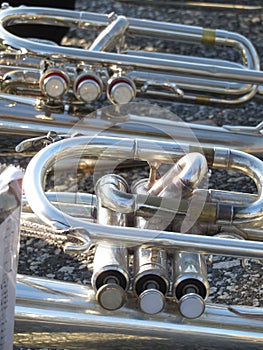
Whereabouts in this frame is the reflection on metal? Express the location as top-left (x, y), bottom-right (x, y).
top-left (115, 0), bottom-right (262, 11)
top-left (0, 4), bottom-right (262, 107)
top-left (16, 133), bottom-right (263, 348)
top-left (1, 102), bottom-right (263, 158)
top-left (14, 274), bottom-right (263, 349)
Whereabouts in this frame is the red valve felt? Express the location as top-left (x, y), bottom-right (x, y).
top-left (108, 79), bottom-right (131, 93)
top-left (75, 75), bottom-right (100, 89)
top-left (43, 71), bottom-right (68, 83)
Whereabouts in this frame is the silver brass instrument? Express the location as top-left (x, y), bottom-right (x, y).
top-left (115, 0), bottom-right (263, 11)
top-left (1, 5), bottom-right (263, 159)
top-left (14, 133), bottom-right (263, 349)
top-left (0, 3), bottom-right (262, 349)
top-left (0, 4), bottom-right (263, 108)
top-left (2, 101), bottom-right (263, 159)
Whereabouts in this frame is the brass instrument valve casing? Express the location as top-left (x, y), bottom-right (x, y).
top-left (93, 175), bottom-right (130, 311)
top-left (91, 244), bottom-right (129, 311)
top-left (132, 179), bottom-right (169, 315)
top-left (133, 247), bottom-right (169, 315)
top-left (173, 251), bottom-right (209, 319)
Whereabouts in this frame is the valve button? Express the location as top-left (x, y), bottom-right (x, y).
top-left (178, 293), bottom-right (205, 319)
top-left (77, 79), bottom-right (101, 103)
top-left (139, 289), bottom-right (165, 315)
top-left (43, 74), bottom-right (68, 98)
top-left (110, 82), bottom-right (135, 105)
top-left (96, 284), bottom-right (125, 311)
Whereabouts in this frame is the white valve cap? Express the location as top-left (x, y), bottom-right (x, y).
top-left (139, 289), bottom-right (165, 315)
top-left (75, 76), bottom-right (102, 103)
top-left (96, 284), bottom-right (125, 311)
top-left (108, 79), bottom-right (136, 105)
top-left (42, 73), bottom-right (68, 98)
top-left (178, 293), bottom-right (205, 319)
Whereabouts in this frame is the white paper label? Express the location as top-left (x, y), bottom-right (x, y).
top-left (0, 206), bottom-right (20, 350)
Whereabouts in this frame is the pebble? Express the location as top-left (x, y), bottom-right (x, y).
top-left (58, 266), bottom-right (75, 274)
top-left (213, 260), bottom-right (241, 269)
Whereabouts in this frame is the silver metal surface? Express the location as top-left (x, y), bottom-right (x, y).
top-left (73, 72), bottom-right (103, 103)
top-left (0, 5), bottom-right (262, 106)
top-left (148, 152), bottom-right (207, 197)
top-left (133, 247), bottom-right (169, 295)
top-left (2, 100), bottom-right (263, 158)
top-left (178, 293), bottom-right (206, 319)
top-left (96, 283), bottom-right (126, 311)
top-left (139, 289), bottom-right (166, 315)
top-left (14, 274), bottom-right (263, 349)
top-left (40, 69), bottom-right (69, 98)
top-left (89, 15), bottom-right (129, 51)
top-left (107, 76), bottom-right (137, 104)
top-left (2, 4), bottom-right (263, 348)
top-left (22, 135), bottom-right (263, 258)
top-left (92, 174), bottom-right (129, 310)
top-left (16, 130), bottom-right (263, 347)
top-left (173, 251), bottom-right (209, 312)
top-left (114, 0), bottom-right (263, 11)
top-left (43, 75), bottom-right (67, 98)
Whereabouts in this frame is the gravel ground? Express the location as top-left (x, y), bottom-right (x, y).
top-left (7, 0), bottom-right (263, 349)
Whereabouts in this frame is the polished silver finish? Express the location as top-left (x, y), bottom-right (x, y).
top-left (107, 76), bottom-right (137, 104)
top-left (2, 4), bottom-right (263, 348)
top-left (92, 174), bottom-right (129, 310)
top-left (96, 283), bottom-right (126, 311)
top-left (76, 78), bottom-right (101, 102)
top-left (2, 100), bottom-right (263, 158)
top-left (0, 5), bottom-right (262, 106)
top-left (22, 135), bottom-right (263, 255)
top-left (114, 0), bottom-right (262, 11)
top-left (148, 152), bottom-right (207, 197)
top-left (91, 244), bottom-right (129, 297)
top-left (14, 274), bottom-right (263, 349)
top-left (178, 293), bottom-right (206, 319)
top-left (89, 15), bottom-right (129, 51)
top-left (173, 252), bottom-right (209, 299)
top-left (173, 251), bottom-right (209, 319)
top-left (133, 153), bottom-right (208, 318)
top-left (43, 75), bottom-right (67, 98)
top-left (133, 247), bottom-right (169, 313)
top-left (40, 69), bottom-right (69, 99)
top-left (139, 288), bottom-right (166, 315)
top-left (73, 72), bottom-right (103, 103)
top-left (18, 134), bottom-right (263, 347)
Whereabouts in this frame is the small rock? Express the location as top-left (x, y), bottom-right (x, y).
top-left (213, 260), bottom-right (241, 269)
top-left (58, 266), bottom-right (75, 274)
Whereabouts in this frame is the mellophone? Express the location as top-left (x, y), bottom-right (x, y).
top-left (0, 3), bottom-right (262, 349)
